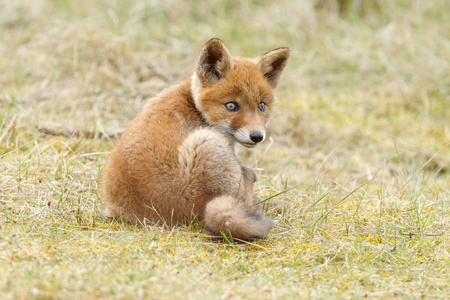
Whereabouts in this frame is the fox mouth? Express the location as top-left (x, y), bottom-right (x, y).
top-left (213, 123), bottom-right (261, 148)
top-left (238, 141), bottom-right (257, 148)
top-left (234, 129), bottom-right (264, 148)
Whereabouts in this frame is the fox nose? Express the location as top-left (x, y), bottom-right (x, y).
top-left (250, 131), bottom-right (264, 143)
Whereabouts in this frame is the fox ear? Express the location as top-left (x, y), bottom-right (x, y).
top-left (255, 47), bottom-right (290, 88)
top-left (195, 38), bottom-right (233, 85)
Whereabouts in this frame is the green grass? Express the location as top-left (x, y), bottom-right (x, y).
top-left (1, 0), bottom-right (449, 298)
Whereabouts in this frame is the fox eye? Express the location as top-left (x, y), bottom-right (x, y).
top-left (225, 102), bottom-right (240, 112)
top-left (258, 102), bottom-right (266, 112)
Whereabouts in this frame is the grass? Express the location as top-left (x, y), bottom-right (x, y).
top-left (1, 0), bottom-right (449, 298)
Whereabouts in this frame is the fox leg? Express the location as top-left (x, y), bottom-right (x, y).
top-left (239, 166), bottom-right (258, 205)
top-left (178, 129), bottom-right (274, 240)
top-left (178, 129), bottom-right (253, 206)
top-left (240, 165), bottom-right (285, 214)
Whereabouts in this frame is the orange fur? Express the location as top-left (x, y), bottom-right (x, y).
top-left (100, 38), bottom-right (290, 240)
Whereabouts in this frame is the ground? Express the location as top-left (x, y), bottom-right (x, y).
top-left (0, 0), bottom-right (449, 299)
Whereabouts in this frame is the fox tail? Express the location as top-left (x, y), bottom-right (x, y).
top-left (204, 195), bottom-right (274, 240)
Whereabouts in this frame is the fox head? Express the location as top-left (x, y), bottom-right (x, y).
top-left (191, 38), bottom-right (290, 148)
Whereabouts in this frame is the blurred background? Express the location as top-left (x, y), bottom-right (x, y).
top-left (1, 0), bottom-right (449, 184)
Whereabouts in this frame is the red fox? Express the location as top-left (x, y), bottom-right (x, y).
top-left (100, 38), bottom-right (290, 240)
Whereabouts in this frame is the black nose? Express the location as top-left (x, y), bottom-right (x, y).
top-left (250, 131), bottom-right (264, 143)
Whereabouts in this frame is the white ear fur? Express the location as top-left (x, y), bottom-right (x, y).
top-left (255, 47), bottom-right (290, 88)
top-left (194, 38), bottom-right (233, 85)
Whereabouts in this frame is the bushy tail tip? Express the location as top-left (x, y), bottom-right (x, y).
top-left (204, 195), bottom-right (274, 240)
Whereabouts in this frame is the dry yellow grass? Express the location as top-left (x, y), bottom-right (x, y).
top-left (1, 0), bottom-right (449, 299)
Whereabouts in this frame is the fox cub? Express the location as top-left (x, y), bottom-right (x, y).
top-left (100, 38), bottom-right (290, 240)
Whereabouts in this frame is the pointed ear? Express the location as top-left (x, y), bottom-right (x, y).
top-left (195, 38), bottom-right (233, 85)
top-left (255, 47), bottom-right (290, 88)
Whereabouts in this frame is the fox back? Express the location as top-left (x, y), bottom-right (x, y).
top-left (100, 38), bottom-right (290, 240)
